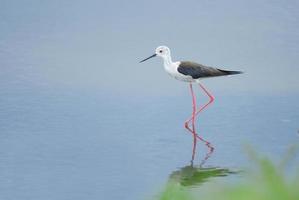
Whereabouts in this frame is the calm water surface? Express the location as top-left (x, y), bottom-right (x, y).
top-left (0, 86), bottom-right (298, 200)
top-left (1, 0), bottom-right (299, 199)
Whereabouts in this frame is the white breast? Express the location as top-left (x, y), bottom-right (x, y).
top-left (163, 61), bottom-right (194, 82)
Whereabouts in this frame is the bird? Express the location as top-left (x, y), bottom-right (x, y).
top-left (140, 46), bottom-right (242, 164)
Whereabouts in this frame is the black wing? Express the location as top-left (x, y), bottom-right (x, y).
top-left (177, 61), bottom-right (242, 79)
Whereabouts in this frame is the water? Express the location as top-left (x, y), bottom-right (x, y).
top-left (1, 0), bottom-right (299, 199)
top-left (0, 84), bottom-right (298, 200)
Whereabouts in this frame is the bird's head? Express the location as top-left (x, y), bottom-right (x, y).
top-left (139, 45), bottom-right (171, 63)
top-left (155, 46), bottom-right (170, 58)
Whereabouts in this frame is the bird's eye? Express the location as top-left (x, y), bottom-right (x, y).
top-left (159, 50), bottom-right (163, 53)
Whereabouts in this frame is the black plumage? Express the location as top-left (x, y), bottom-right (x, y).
top-left (177, 61), bottom-right (242, 79)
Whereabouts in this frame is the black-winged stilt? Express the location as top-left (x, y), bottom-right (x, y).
top-left (140, 46), bottom-right (242, 164)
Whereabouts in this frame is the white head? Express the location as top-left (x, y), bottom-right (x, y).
top-left (139, 45), bottom-right (171, 63)
top-left (155, 46), bottom-right (171, 59)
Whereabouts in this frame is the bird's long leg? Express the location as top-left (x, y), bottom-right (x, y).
top-left (190, 83), bottom-right (197, 163)
top-left (184, 83), bottom-right (215, 157)
top-left (185, 83), bottom-right (215, 125)
top-left (184, 84), bottom-right (211, 144)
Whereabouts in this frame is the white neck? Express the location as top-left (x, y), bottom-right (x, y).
top-left (163, 54), bottom-right (173, 66)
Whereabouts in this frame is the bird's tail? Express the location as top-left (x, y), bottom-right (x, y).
top-left (217, 69), bottom-right (243, 75)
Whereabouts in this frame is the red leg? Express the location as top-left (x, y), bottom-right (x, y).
top-left (197, 83), bottom-right (215, 155)
top-left (185, 83), bottom-right (215, 125)
top-left (184, 83), bottom-right (215, 158)
top-left (190, 84), bottom-right (197, 162)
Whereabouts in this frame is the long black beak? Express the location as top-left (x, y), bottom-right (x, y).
top-left (139, 53), bottom-right (157, 63)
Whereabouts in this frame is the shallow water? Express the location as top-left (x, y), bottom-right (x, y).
top-left (0, 85), bottom-right (298, 200)
top-left (1, 0), bottom-right (299, 199)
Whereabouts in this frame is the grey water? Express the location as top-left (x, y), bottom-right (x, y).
top-left (0, 84), bottom-right (298, 200)
top-left (1, 0), bottom-right (299, 199)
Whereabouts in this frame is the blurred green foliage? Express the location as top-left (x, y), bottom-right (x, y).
top-left (156, 147), bottom-right (299, 200)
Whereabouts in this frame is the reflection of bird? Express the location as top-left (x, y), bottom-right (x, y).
top-left (169, 165), bottom-right (237, 187)
top-left (140, 46), bottom-right (242, 162)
